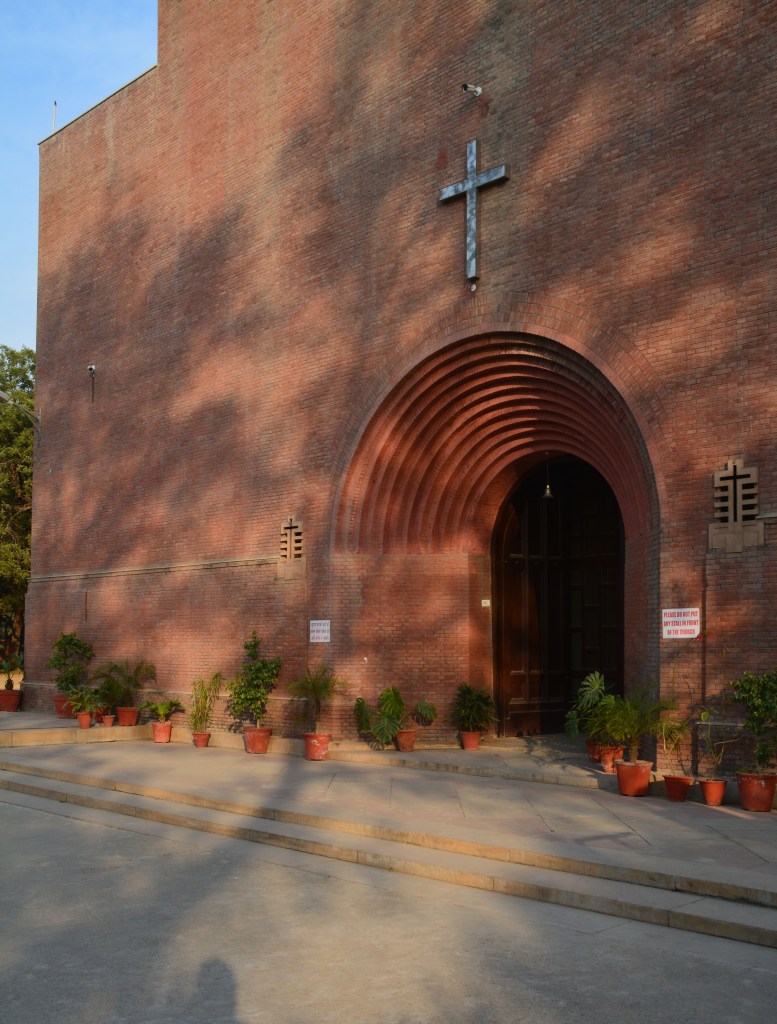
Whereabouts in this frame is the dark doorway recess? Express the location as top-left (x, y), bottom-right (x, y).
top-left (493, 457), bottom-right (624, 736)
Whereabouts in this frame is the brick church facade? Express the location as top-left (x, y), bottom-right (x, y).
top-left (26, 1), bottom-right (777, 750)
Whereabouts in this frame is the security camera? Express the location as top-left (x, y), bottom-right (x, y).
top-left (87, 365), bottom-right (96, 375)
top-left (461, 83), bottom-right (482, 97)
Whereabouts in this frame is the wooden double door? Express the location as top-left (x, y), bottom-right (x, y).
top-left (493, 458), bottom-right (624, 736)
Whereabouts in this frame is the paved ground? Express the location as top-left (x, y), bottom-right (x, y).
top-left (1, 712), bottom-right (776, 1023)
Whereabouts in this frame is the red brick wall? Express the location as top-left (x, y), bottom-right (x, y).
top-left (28, 1), bottom-right (777, 742)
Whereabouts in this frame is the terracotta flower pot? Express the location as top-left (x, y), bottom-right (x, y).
top-left (663, 775), bottom-right (694, 802)
top-left (460, 731), bottom-right (481, 751)
top-left (101, 715), bottom-right (116, 728)
top-left (615, 760), bottom-right (653, 797)
top-left (586, 738), bottom-right (602, 762)
top-left (0, 690), bottom-right (22, 712)
top-left (116, 706), bottom-right (139, 727)
top-left (54, 693), bottom-right (75, 718)
top-left (599, 745), bottom-right (624, 774)
top-left (244, 726), bottom-right (272, 754)
top-left (152, 721), bottom-right (173, 743)
top-left (736, 772), bottom-right (777, 812)
top-left (395, 729), bottom-right (417, 752)
top-left (192, 731), bottom-right (211, 748)
top-left (698, 778), bottom-right (727, 806)
top-left (303, 732), bottom-right (330, 760)
top-left (93, 707), bottom-right (110, 724)
top-left (76, 711), bottom-right (92, 729)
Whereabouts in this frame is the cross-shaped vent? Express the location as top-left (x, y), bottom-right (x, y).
top-left (280, 516), bottom-right (303, 560)
top-left (713, 459), bottom-right (758, 524)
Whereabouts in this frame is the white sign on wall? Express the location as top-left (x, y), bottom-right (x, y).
top-left (662, 608), bottom-right (700, 639)
top-left (309, 619), bottom-right (331, 643)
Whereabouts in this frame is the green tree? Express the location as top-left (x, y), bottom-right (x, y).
top-left (0, 346), bottom-right (35, 657)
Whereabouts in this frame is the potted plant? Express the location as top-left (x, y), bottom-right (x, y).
top-left (66, 686), bottom-right (100, 729)
top-left (729, 669), bottom-right (777, 811)
top-left (187, 672), bottom-right (222, 747)
top-left (564, 671), bottom-right (610, 761)
top-left (225, 632), bottom-right (281, 754)
top-left (599, 686), bottom-right (677, 796)
top-left (289, 663), bottom-right (347, 760)
top-left (0, 654), bottom-right (23, 711)
top-left (354, 686), bottom-right (437, 752)
top-left (140, 698), bottom-right (185, 743)
top-left (694, 701), bottom-right (735, 806)
top-left (656, 711), bottom-right (694, 801)
top-left (46, 632), bottom-right (95, 717)
top-left (449, 683), bottom-right (496, 750)
top-left (92, 659), bottom-right (156, 726)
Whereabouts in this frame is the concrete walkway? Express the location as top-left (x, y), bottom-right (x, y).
top-left (1, 711), bottom-right (776, 947)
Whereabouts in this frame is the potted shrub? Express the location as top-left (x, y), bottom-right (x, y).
top-left (449, 683), bottom-right (496, 750)
top-left (656, 711), bottom-right (694, 801)
top-left (140, 698), bottom-right (184, 743)
top-left (354, 686), bottom-right (437, 752)
top-left (225, 632), bottom-right (281, 754)
top-left (0, 654), bottom-right (23, 711)
top-left (46, 632), bottom-right (94, 717)
top-left (187, 672), bottom-right (223, 747)
top-left (289, 663), bottom-right (347, 760)
top-left (694, 701), bottom-right (735, 806)
top-left (729, 669), bottom-right (777, 811)
top-left (66, 686), bottom-right (100, 729)
top-left (564, 670), bottom-right (610, 761)
top-left (92, 659), bottom-right (156, 726)
top-left (599, 686), bottom-right (677, 796)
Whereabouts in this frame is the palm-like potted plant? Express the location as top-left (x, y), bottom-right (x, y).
top-left (354, 686), bottom-right (437, 752)
top-left (187, 672), bottom-right (223, 747)
top-left (729, 669), bottom-right (777, 811)
top-left (599, 686), bottom-right (677, 796)
top-left (140, 698), bottom-right (184, 743)
top-left (0, 654), bottom-right (23, 711)
top-left (289, 663), bottom-right (347, 760)
top-left (92, 659), bottom-right (156, 726)
top-left (46, 632), bottom-right (95, 717)
top-left (66, 686), bottom-right (100, 729)
top-left (449, 683), bottom-right (496, 750)
top-left (225, 632), bottom-right (281, 754)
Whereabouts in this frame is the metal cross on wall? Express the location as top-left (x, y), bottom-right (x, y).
top-left (439, 139), bottom-right (510, 280)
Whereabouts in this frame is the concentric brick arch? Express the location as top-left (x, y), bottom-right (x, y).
top-left (334, 332), bottom-right (658, 554)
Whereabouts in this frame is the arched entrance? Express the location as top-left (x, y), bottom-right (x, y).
top-left (333, 321), bottom-right (660, 718)
top-left (493, 457), bottom-right (624, 736)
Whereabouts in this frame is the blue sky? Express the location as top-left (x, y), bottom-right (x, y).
top-left (0, 3), bottom-right (158, 352)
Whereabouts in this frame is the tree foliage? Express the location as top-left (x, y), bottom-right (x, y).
top-left (0, 346), bottom-right (35, 655)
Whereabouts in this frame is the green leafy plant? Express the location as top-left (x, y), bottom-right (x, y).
top-left (730, 669), bottom-right (777, 772)
top-left (92, 659), bottom-right (156, 710)
top-left (598, 686), bottom-right (677, 763)
top-left (449, 683), bottom-right (496, 734)
top-left (46, 632), bottom-right (95, 693)
top-left (187, 673), bottom-right (223, 733)
top-left (564, 671), bottom-right (609, 741)
top-left (140, 698), bottom-right (184, 722)
top-left (66, 686), bottom-right (100, 714)
top-left (225, 632), bottom-right (281, 726)
top-left (693, 700), bottom-right (738, 777)
top-left (289, 664), bottom-right (347, 733)
top-left (655, 711), bottom-right (693, 775)
top-left (354, 686), bottom-right (437, 747)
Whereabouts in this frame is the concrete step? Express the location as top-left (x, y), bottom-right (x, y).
top-left (1, 763), bottom-right (776, 949)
